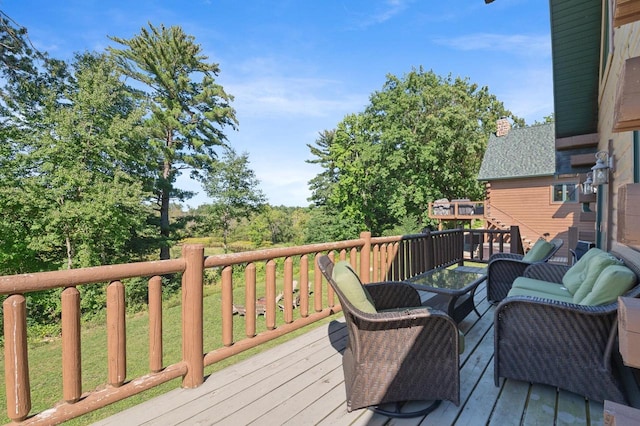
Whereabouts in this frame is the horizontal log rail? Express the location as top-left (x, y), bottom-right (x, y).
top-left (1, 228), bottom-right (519, 425)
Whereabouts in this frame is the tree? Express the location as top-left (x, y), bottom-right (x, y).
top-left (533, 113), bottom-right (555, 125)
top-left (306, 129), bottom-right (338, 207)
top-left (0, 52), bottom-right (156, 271)
top-left (202, 147), bottom-right (265, 252)
top-left (0, 10), bottom-right (42, 81)
top-left (108, 23), bottom-right (238, 259)
top-left (246, 206), bottom-right (297, 247)
top-left (309, 67), bottom-right (521, 235)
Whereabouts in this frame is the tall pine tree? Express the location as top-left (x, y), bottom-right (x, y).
top-left (109, 23), bottom-right (238, 259)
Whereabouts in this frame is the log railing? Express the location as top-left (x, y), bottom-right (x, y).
top-left (1, 228), bottom-right (520, 425)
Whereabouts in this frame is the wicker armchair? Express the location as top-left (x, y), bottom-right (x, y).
top-left (487, 238), bottom-right (564, 303)
top-left (494, 249), bottom-right (640, 404)
top-left (317, 255), bottom-right (460, 417)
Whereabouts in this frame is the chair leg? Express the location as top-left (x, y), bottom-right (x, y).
top-left (372, 400), bottom-right (441, 418)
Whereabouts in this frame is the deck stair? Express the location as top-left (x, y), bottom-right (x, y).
top-left (485, 215), bottom-right (534, 252)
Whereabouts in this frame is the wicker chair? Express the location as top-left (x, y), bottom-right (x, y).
top-left (494, 248), bottom-right (640, 404)
top-left (317, 255), bottom-right (460, 417)
top-left (487, 238), bottom-right (564, 303)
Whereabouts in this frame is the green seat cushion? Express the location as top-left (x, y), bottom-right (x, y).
top-left (562, 248), bottom-right (605, 294)
top-left (579, 265), bottom-right (637, 306)
top-left (512, 277), bottom-right (573, 299)
top-left (571, 252), bottom-right (624, 303)
top-left (507, 286), bottom-right (575, 303)
top-left (332, 261), bottom-right (377, 313)
top-left (522, 239), bottom-right (555, 262)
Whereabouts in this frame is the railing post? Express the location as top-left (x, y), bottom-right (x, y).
top-left (510, 225), bottom-right (522, 254)
top-left (266, 260), bottom-right (277, 330)
top-left (3, 295), bottom-right (31, 422)
top-left (457, 229), bottom-right (465, 266)
top-left (62, 287), bottom-right (82, 402)
top-left (222, 266), bottom-right (234, 345)
top-left (299, 255), bottom-right (309, 317)
top-left (360, 231), bottom-right (371, 283)
top-left (424, 230), bottom-right (435, 271)
top-left (182, 244), bottom-right (204, 388)
top-left (107, 280), bottom-right (126, 387)
top-left (568, 226), bottom-right (579, 262)
top-left (149, 276), bottom-right (163, 373)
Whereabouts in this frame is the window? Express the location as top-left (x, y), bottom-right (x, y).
top-left (552, 183), bottom-right (578, 203)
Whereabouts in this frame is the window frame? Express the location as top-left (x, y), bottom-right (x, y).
top-left (551, 183), bottom-right (579, 204)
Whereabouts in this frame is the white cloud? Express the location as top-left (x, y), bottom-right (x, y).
top-left (433, 33), bottom-right (551, 57)
top-left (342, 0), bottom-right (414, 29)
top-left (225, 75), bottom-right (368, 119)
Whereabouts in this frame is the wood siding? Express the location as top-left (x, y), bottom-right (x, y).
top-left (598, 18), bottom-right (640, 252)
top-left (486, 176), bottom-right (594, 259)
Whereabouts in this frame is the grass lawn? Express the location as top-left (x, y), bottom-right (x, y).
top-left (0, 282), bottom-right (339, 424)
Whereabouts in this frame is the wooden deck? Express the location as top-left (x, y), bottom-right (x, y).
top-left (94, 281), bottom-right (605, 426)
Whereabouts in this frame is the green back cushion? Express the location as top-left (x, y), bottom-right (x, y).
top-left (562, 248), bottom-right (605, 294)
top-left (579, 265), bottom-right (637, 306)
top-left (522, 239), bottom-right (555, 262)
top-left (570, 252), bottom-right (623, 302)
top-left (332, 261), bottom-right (377, 313)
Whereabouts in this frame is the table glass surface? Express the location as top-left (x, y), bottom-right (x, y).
top-left (406, 268), bottom-right (483, 291)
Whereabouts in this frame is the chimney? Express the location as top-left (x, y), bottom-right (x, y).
top-left (496, 117), bottom-right (511, 137)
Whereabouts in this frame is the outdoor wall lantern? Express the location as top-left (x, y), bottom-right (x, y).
top-left (581, 172), bottom-right (594, 195)
top-left (591, 151), bottom-right (614, 186)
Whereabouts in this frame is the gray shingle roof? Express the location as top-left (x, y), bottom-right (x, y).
top-left (477, 122), bottom-right (556, 181)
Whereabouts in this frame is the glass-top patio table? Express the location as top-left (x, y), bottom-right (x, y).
top-left (404, 268), bottom-right (487, 323)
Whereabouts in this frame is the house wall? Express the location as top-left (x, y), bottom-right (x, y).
top-left (598, 18), bottom-right (640, 252)
top-left (486, 176), bottom-right (594, 260)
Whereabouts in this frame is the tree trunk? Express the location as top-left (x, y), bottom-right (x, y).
top-left (66, 236), bottom-right (73, 270)
top-left (160, 159), bottom-right (171, 260)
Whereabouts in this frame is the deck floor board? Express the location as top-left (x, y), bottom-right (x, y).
top-left (93, 282), bottom-right (606, 426)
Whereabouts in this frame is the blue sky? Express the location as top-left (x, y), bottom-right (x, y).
top-left (3, 0), bottom-right (553, 208)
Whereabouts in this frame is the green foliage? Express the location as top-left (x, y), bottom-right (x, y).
top-left (306, 130), bottom-right (337, 207)
top-left (0, 10), bottom-right (43, 82)
top-left (246, 206), bottom-right (300, 247)
top-left (381, 214), bottom-right (422, 237)
top-left (533, 113), bottom-right (555, 124)
top-left (308, 67), bottom-right (521, 235)
top-left (302, 205), bottom-right (361, 243)
top-left (201, 147), bottom-right (266, 252)
top-left (108, 23), bottom-right (238, 259)
top-left (0, 51), bottom-right (157, 272)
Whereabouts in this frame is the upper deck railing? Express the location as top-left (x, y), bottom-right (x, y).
top-left (427, 199), bottom-right (486, 220)
top-left (1, 228), bottom-right (521, 425)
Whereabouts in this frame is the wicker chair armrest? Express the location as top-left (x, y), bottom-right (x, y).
top-left (489, 252), bottom-right (524, 262)
top-left (523, 263), bottom-right (570, 283)
top-left (488, 258), bottom-right (532, 277)
top-left (365, 281), bottom-right (422, 310)
top-left (355, 305), bottom-right (451, 325)
top-left (496, 295), bottom-right (617, 318)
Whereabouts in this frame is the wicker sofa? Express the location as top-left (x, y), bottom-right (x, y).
top-left (317, 255), bottom-right (460, 416)
top-left (494, 245), bottom-right (640, 404)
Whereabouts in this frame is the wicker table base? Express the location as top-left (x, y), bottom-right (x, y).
top-left (406, 268), bottom-right (487, 323)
